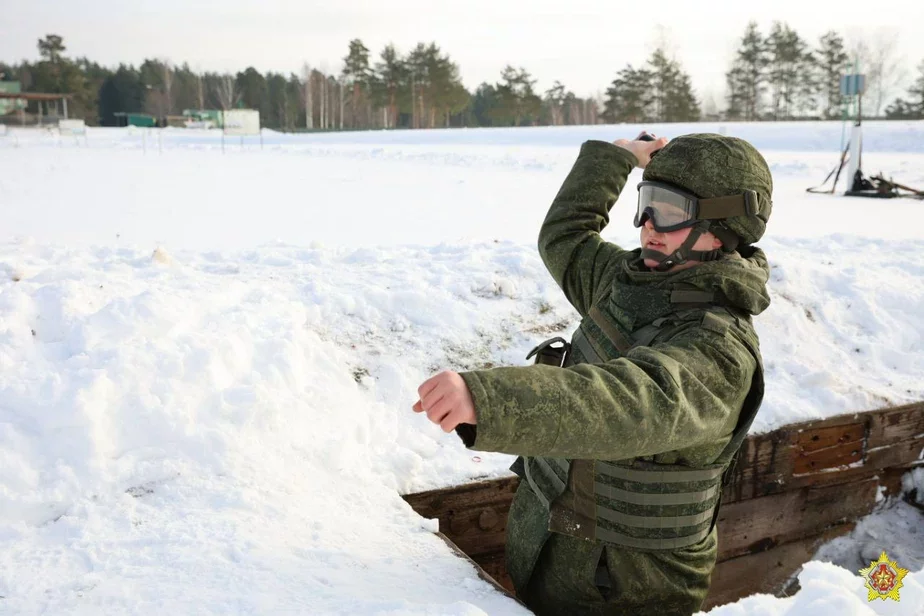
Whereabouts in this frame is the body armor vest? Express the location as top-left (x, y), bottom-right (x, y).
top-left (522, 284), bottom-right (765, 551)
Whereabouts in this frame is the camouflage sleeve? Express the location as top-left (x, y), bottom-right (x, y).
top-left (458, 329), bottom-right (756, 460)
top-left (538, 140), bottom-right (639, 317)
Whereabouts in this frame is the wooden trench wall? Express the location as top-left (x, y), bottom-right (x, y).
top-left (402, 402), bottom-right (924, 610)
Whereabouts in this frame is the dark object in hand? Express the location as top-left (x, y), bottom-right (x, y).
top-left (637, 132), bottom-right (661, 157)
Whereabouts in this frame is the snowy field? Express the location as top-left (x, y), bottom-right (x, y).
top-left (1, 122), bottom-right (923, 614)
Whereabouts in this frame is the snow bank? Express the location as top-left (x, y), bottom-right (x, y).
top-left (700, 560), bottom-right (924, 616)
top-left (7, 119), bottom-right (924, 152)
top-left (0, 241), bottom-right (530, 614)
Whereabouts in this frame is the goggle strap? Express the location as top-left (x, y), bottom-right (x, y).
top-left (642, 222), bottom-right (711, 271)
top-left (686, 248), bottom-right (723, 262)
top-left (697, 194), bottom-right (751, 220)
top-left (709, 223), bottom-right (740, 251)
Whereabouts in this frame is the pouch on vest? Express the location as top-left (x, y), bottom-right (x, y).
top-left (526, 336), bottom-right (570, 367)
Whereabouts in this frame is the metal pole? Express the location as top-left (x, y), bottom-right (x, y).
top-left (63, 97), bottom-right (68, 119)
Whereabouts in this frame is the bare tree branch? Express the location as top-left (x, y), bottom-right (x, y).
top-left (214, 75), bottom-right (240, 110)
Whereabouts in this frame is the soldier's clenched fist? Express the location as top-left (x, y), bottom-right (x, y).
top-left (413, 370), bottom-right (477, 433)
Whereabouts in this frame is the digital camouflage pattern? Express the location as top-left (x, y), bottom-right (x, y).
top-left (642, 133), bottom-right (773, 246)
top-left (457, 140), bottom-right (771, 615)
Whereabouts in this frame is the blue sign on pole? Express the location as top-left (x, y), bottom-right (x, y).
top-left (840, 74), bottom-right (866, 96)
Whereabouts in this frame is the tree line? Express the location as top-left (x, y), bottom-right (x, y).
top-left (724, 23), bottom-right (923, 121)
top-left (2, 25), bottom-right (923, 130)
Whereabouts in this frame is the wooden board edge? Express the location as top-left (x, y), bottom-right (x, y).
top-left (433, 531), bottom-right (526, 607)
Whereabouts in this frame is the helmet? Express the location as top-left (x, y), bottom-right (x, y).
top-left (642, 133), bottom-right (773, 246)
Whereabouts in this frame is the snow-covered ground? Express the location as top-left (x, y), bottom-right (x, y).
top-left (1, 122), bottom-right (922, 614)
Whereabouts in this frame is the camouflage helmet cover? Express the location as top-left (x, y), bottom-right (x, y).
top-left (641, 133), bottom-right (773, 245)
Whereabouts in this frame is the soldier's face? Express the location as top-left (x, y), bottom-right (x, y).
top-left (640, 219), bottom-right (722, 271)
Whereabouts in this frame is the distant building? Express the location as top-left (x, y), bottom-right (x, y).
top-left (0, 82), bottom-right (26, 116)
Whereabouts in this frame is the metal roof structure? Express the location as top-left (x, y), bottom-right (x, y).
top-left (0, 92), bottom-right (73, 101)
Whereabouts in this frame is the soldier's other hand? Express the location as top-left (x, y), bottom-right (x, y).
top-left (613, 132), bottom-right (669, 169)
top-left (413, 370), bottom-right (476, 433)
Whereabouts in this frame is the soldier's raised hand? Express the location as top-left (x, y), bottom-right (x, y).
top-left (612, 132), bottom-right (669, 169)
top-left (413, 370), bottom-right (476, 433)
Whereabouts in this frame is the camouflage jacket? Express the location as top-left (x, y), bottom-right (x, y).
top-left (458, 140), bottom-right (769, 465)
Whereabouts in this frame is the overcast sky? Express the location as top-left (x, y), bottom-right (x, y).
top-left (3, 0), bottom-right (922, 106)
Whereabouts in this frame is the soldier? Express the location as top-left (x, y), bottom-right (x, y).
top-left (413, 132), bottom-right (772, 615)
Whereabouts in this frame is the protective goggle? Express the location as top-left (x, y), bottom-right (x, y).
top-left (633, 181), bottom-right (758, 232)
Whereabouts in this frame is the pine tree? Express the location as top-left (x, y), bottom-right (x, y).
top-left (909, 59), bottom-right (924, 116)
top-left (664, 71), bottom-right (700, 122)
top-left (604, 49), bottom-right (698, 123)
top-left (374, 44), bottom-right (405, 128)
top-left (98, 65), bottom-right (145, 125)
top-left (647, 49), bottom-right (675, 121)
top-left (37, 35), bottom-right (66, 64)
top-left (342, 39), bottom-right (371, 128)
top-left (888, 59), bottom-right (924, 119)
top-left (490, 66), bottom-right (541, 126)
top-left (421, 44), bottom-right (467, 128)
top-left (794, 50), bottom-right (820, 118)
top-left (406, 43), bottom-right (429, 128)
top-left (604, 66), bottom-right (652, 123)
top-left (235, 67), bottom-right (268, 118)
top-left (471, 83), bottom-right (498, 127)
top-left (816, 31), bottom-right (849, 119)
top-left (726, 22), bottom-right (768, 120)
top-left (765, 22), bottom-right (810, 120)
top-left (648, 48), bottom-right (700, 122)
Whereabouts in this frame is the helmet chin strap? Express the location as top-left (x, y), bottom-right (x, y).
top-left (640, 221), bottom-right (724, 272)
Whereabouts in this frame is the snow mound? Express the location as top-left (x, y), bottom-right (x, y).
top-left (700, 560), bottom-right (924, 616)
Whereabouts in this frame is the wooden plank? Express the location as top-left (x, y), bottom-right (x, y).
top-left (716, 477), bottom-right (878, 560)
top-left (402, 476), bottom-right (519, 519)
top-left (796, 422), bottom-right (865, 453)
top-left (703, 523), bottom-right (855, 610)
top-left (474, 551), bottom-right (515, 594)
top-left (867, 439), bottom-right (924, 470)
top-left (867, 401), bottom-right (924, 447)
top-left (433, 532), bottom-right (524, 606)
top-left (403, 477), bottom-right (519, 558)
top-left (723, 428), bottom-right (795, 502)
top-left (793, 435), bottom-right (865, 475)
top-left (723, 443), bottom-right (922, 506)
top-left (723, 403), bottom-right (924, 503)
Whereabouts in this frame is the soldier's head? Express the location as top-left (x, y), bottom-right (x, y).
top-left (634, 133), bottom-right (773, 272)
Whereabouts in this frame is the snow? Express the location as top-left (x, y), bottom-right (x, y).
top-left (904, 468), bottom-right (924, 507)
top-left (699, 560), bottom-right (924, 616)
top-left (1, 121), bottom-right (923, 613)
top-left (812, 498), bottom-right (924, 576)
